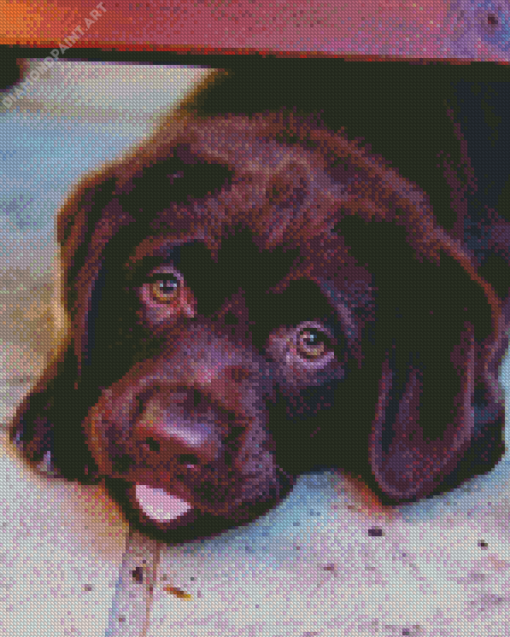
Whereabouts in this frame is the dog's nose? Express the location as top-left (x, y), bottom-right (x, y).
top-left (132, 390), bottom-right (221, 467)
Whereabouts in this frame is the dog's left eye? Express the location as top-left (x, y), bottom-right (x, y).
top-left (296, 328), bottom-right (331, 359)
top-left (149, 275), bottom-right (180, 303)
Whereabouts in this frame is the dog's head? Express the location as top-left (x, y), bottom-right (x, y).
top-left (11, 111), bottom-right (507, 542)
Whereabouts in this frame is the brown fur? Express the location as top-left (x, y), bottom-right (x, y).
top-left (10, 111), bottom-right (508, 542)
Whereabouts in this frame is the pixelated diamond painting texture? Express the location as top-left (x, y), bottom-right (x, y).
top-left (3, 0), bottom-right (510, 60)
top-left (0, 59), bottom-right (510, 637)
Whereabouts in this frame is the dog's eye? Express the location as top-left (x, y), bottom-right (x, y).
top-left (149, 275), bottom-right (180, 303)
top-left (296, 327), bottom-right (331, 359)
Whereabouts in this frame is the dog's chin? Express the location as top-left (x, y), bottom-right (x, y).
top-left (114, 480), bottom-right (282, 543)
top-left (121, 482), bottom-right (240, 542)
top-left (126, 482), bottom-right (207, 536)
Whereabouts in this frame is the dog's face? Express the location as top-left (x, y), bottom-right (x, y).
top-left (11, 112), bottom-right (507, 543)
top-left (83, 232), bottom-right (345, 540)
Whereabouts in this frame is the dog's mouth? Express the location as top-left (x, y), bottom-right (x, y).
top-left (134, 483), bottom-right (193, 523)
top-left (127, 478), bottom-right (257, 542)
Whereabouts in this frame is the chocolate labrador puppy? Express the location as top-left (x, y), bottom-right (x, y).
top-left (10, 103), bottom-right (509, 543)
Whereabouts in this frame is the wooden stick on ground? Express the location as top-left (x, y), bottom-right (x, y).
top-left (105, 529), bottom-right (162, 637)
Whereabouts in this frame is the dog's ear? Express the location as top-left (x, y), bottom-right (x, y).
top-left (9, 341), bottom-right (100, 481)
top-left (370, 322), bottom-right (506, 503)
top-left (336, 215), bottom-right (506, 503)
top-left (8, 168), bottom-right (118, 482)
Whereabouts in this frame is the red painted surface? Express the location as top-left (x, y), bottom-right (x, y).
top-left (0, 0), bottom-right (456, 57)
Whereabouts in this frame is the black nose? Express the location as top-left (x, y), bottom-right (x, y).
top-left (131, 390), bottom-right (221, 467)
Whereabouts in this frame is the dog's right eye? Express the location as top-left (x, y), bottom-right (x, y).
top-left (149, 275), bottom-right (180, 303)
top-left (136, 267), bottom-right (196, 324)
top-left (296, 327), bottom-right (332, 360)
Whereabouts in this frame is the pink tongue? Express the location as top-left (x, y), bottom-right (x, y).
top-left (135, 484), bottom-right (192, 522)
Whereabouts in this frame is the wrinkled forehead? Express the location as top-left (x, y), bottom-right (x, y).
top-left (121, 229), bottom-right (304, 286)
top-left (124, 235), bottom-right (210, 270)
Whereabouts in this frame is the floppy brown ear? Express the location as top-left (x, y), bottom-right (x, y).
top-left (369, 321), bottom-right (504, 502)
top-left (336, 215), bottom-right (506, 504)
top-left (9, 342), bottom-right (100, 481)
top-left (8, 168), bottom-right (118, 482)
